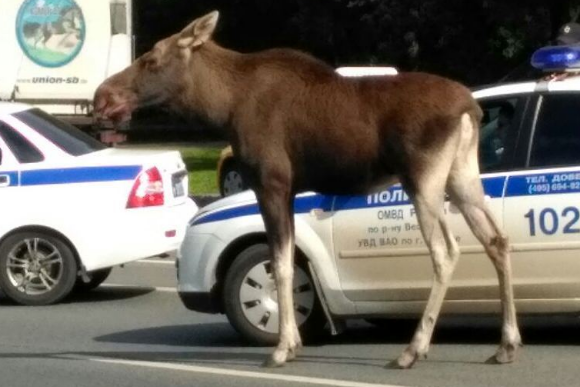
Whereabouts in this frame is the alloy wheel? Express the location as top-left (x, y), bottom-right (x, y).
top-left (6, 237), bottom-right (64, 296)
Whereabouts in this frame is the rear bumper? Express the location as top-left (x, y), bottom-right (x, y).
top-left (79, 198), bottom-right (199, 271)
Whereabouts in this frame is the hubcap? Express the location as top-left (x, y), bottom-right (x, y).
top-left (6, 238), bottom-right (63, 296)
top-left (223, 170), bottom-right (245, 196)
top-left (239, 261), bottom-right (315, 334)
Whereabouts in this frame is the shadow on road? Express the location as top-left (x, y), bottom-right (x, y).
top-left (332, 315), bottom-right (580, 346)
top-left (93, 314), bottom-right (580, 351)
top-left (0, 287), bottom-right (155, 306)
top-left (65, 287), bottom-right (156, 304)
top-left (94, 322), bottom-right (245, 347)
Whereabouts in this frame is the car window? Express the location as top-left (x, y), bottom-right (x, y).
top-left (478, 98), bottom-right (519, 173)
top-left (13, 108), bottom-right (107, 156)
top-left (0, 121), bottom-right (44, 163)
top-left (529, 93), bottom-right (580, 168)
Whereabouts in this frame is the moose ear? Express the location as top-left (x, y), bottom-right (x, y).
top-left (178, 10), bottom-right (219, 49)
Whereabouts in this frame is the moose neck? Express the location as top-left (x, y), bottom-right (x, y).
top-left (184, 41), bottom-right (242, 126)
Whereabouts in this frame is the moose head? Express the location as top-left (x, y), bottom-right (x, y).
top-left (93, 11), bottom-right (220, 124)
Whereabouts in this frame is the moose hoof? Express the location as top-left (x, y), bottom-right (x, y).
top-left (485, 344), bottom-right (519, 365)
top-left (386, 351), bottom-right (419, 370)
top-left (261, 346), bottom-right (299, 368)
top-left (261, 356), bottom-right (286, 368)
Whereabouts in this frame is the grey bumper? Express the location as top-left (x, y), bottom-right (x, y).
top-left (178, 291), bottom-right (221, 314)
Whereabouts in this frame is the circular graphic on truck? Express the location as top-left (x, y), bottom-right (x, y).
top-left (16, 0), bottom-right (86, 68)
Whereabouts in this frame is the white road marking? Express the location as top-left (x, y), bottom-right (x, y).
top-left (83, 356), bottom-right (409, 387)
top-left (101, 283), bottom-right (177, 293)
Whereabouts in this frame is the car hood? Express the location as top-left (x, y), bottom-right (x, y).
top-left (190, 190), bottom-right (331, 228)
top-left (199, 190), bottom-right (258, 213)
top-left (188, 190), bottom-right (258, 227)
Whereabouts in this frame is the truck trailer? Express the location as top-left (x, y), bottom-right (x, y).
top-left (0, 0), bottom-right (133, 142)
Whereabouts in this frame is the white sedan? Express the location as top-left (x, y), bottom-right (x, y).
top-left (178, 56), bottom-right (580, 344)
top-left (0, 102), bottom-right (197, 305)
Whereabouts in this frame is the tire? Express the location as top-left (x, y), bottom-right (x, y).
top-left (75, 267), bottom-right (112, 292)
top-left (219, 160), bottom-right (247, 197)
top-left (223, 244), bottom-right (326, 345)
top-left (0, 231), bottom-right (78, 306)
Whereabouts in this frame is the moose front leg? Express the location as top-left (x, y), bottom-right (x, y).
top-left (266, 234), bottom-right (302, 367)
top-left (256, 184), bottom-right (301, 368)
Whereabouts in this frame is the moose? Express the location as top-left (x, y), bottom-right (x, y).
top-left (94, 11), bottom-right (521, 369)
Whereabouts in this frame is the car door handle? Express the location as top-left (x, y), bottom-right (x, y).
top-left (0, 174), bottom-right (11, 187)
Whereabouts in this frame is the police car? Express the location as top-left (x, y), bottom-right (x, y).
top-left (177, 46), bottom-right (580, 344)
top-left (0, 103), bottom-right (198, 306)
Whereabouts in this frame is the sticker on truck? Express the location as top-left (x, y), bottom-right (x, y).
top-left (16, 0), bottom-right (86, 68)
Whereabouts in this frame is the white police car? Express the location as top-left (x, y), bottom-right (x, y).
top-left (177, 46), bottom-right (580, 344)
top-left (0, 102), bottom-right (198, 305)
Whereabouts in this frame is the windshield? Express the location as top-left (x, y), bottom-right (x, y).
top-left (14, 108), bottom-right (107, 156)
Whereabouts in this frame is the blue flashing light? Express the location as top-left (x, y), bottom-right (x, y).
top-left (531, 45), bottom-right (580, 71)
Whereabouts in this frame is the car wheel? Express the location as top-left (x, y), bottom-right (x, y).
top-left (219, 161), bottom-right (247, 197)
top-left (223, 244), bottom-right (326, 345)
top-left (75, 267), bottom-right (113, 292)
top-left (0, 232), bottom-right (78, 306)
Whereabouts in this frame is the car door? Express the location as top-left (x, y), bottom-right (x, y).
top-left (0, 120), bottom-right (24, 237)
top-left (0, 117), bottom-right (47, 230)
top-left (503, 92), bottom-right (580, 306)
top-left (0, 134), bottom-right (17, 189)
top-left (331, 95), bottom-right (528, 304)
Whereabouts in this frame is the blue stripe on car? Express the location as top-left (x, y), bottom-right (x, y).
top-left (192, 203), bottom-right (261, 225)
top-left (192, 194), bottom-right (336, 226)
top-left (0, 171), bottom-right (19, 187)
top-left (190, 172), bottom-right (579, 226)
top-left (333, 177), bottom-right (506, 212)
top-left (506, 171), bottom-right (580, 196)
top-left (1, 166), bottom-right (141, 187)
top-left (20, 166), bottom-right (142, 186)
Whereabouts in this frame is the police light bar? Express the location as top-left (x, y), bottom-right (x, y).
top-left (531, 45), bottom-right (580, 72)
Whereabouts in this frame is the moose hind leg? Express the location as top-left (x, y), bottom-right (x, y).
top-left (449, 179), bottom-right (521, 364)
top-left (462, 201), bottom-right (520, 363)
top-left (389, 188), bottom-right (460, 369)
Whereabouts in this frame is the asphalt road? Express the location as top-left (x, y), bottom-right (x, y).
top-left (1, 258), bottom-right (580, 387)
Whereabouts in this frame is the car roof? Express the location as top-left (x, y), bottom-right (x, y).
top-left (0, 101), bottom-right (33, 116)
top-left (473, 74), bottom-right (580, 99)
top-left (336, 66), bottom-right (398, 77)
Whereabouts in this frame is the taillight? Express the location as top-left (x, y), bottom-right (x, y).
top-left (126, 167), bottom-right (164, 208)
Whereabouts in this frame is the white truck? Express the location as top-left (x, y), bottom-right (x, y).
top-left (0, 0), bottom-right (133, 141)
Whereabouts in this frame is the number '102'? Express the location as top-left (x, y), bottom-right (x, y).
top-left (524, 207), bottom-right (580, 236)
